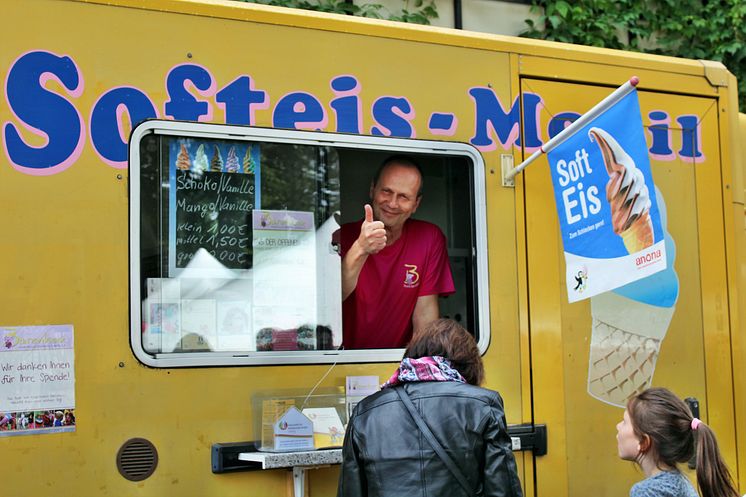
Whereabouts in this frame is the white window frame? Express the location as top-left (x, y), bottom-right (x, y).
top-left (129, 120), bottom-right (490, 367)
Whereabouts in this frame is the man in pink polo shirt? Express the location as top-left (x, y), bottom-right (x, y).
top-left (340, 156), bottom-right (454, 349)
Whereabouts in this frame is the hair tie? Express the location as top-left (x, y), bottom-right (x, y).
top-left (691, 418), bottom-right (702, 431)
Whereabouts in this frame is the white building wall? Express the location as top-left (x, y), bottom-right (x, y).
top-left (355, 0), bottom-right (539, 36)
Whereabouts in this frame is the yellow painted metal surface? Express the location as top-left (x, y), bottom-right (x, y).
top-left (1, 1), bottom-right (524, 495)
top-left (0, 0), bottom-right (741, 496)
top-left (735, 113), bottom-right (746, 494)
top-left (521, 77), bottom-right (739, 496)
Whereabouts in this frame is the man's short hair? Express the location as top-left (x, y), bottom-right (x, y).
top-left (372, 155), bottom-right (424, 197)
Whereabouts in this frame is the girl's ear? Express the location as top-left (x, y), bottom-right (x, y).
top-left (638, 434), bottom-right (651, 454)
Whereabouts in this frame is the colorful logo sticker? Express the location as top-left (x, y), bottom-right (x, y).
top-left (403, 264), bottom-right (420, 288)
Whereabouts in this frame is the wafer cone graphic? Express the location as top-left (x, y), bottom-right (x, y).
top-left (620, 212), bottom-right (654, 253)
top-left (588, 292), bottom-right (674, 406)
top-left (589, 127), bottom-right (654, 254)
top-left (587, 186), bottom-right (678, 407)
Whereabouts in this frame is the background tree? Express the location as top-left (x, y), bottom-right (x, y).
top-left (522, 0), bottom-right (746, 109)
top-left (237, 0), bottom-right (438, 24)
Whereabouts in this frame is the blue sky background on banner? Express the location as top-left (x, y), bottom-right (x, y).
top-left (547, 91), bottom-right (663, 258)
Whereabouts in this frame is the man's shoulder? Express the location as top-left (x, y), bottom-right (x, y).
top-left (404, 220), bottom-right (448, 257)
top-left (406, 219), bottom-right (445, 237)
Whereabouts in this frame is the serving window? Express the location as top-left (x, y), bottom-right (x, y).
top-left (130, 121), bottom-right (488, 367)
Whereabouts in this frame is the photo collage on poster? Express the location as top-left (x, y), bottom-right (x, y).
top-left (0, 409), bottom-right (76, 437)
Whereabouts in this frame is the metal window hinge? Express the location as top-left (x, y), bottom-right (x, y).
top-left (501, 154), bottom-right (515, 188)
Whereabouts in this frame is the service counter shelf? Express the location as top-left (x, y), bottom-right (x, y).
top-left (212, 424), bottom-right (546, 496)
top-left (239, 449), bottom-right (341, 497)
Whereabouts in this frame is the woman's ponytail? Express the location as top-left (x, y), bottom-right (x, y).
top-left (694, 422), bottom-right (738, 497)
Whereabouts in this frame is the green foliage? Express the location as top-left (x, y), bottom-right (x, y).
top-left (523, 0), bottom-right (746, 109)
top-left (523, 0), bottom-right (645, 50)
top-left (388, 0), bottom-right (439, 24)
top-left (238, 0), bottom-right (438, 25)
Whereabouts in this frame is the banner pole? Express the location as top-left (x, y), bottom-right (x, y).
top-left (505, 76), bottom-right (639, 181)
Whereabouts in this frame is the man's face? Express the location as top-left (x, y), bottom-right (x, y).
top-left (370, 163), bottom-right (421, 231)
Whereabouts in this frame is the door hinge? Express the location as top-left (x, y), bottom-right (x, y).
top-left (508, 423), bottom-right (547, 456)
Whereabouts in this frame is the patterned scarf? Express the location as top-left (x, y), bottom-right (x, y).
top-left (381, 356), bottom-right (466, 389)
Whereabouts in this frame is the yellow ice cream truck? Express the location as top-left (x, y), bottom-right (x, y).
top-left (0, 0), bottom-right (743, 496)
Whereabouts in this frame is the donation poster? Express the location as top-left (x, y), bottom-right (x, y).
top-left (546, 90), bottom-right (666, 302)
top-left (0, 325), bottom-right (76, 437)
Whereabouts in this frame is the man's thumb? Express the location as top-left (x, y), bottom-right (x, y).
top-left (364, 204), bottom-right (373, 223)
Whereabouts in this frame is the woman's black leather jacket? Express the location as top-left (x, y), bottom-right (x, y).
top-left (337, 381), bottom-right (523, 497)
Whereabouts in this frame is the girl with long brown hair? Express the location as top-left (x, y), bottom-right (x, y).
top-left (616, 387), bottom-right (738, 497)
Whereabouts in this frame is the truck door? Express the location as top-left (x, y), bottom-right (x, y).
top-left (520, 78), bottom-right (737, 496)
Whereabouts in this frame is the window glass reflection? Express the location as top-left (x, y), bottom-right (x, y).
top-left (139, 135), bottom-right (342, 354)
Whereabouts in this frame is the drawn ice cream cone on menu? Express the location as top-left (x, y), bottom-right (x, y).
top-left (589, 127), bottom-right (654, 254)
top-left (587, 187), bottom-right (678, 407)
top-left (192, 144), bottom-right (209, 173)
top-left (243, 146), bottom-right (255, 174)
top-left (225, 146), bottom-right (239, 173)
top-left (210, 144), bottom-right (223, 172)
top-left (176, 143), bottom-right (191, 171)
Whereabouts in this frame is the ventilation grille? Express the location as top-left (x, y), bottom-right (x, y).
top-left (117, 438), bottom-right (158, 482)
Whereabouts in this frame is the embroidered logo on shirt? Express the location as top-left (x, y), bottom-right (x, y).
top-left (403, 264), bottom-right (420, 288)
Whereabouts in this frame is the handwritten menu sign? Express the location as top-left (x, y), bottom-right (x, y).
top-left (168, 139), bottom-right (261, 272)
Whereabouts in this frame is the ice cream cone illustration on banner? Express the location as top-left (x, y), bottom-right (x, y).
top-left (589, 127), bottom-right (654, 254)
top-left (587, 186), bottom-right (679, 407)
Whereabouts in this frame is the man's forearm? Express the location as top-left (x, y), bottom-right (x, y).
top-left (342, 241), bottom-right (368, 300)
top-left (412, 294), bottom-right (440, 334)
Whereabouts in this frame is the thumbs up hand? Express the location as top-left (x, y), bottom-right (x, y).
top-left (358, 204), bottom-right (387, 254)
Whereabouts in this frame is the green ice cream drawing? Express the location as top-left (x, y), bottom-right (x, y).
top-left (243, 146), bottom-right (255, 174)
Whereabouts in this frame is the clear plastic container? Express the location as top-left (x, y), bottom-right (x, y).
top-left (252, 387), bottom-right (347, 452)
